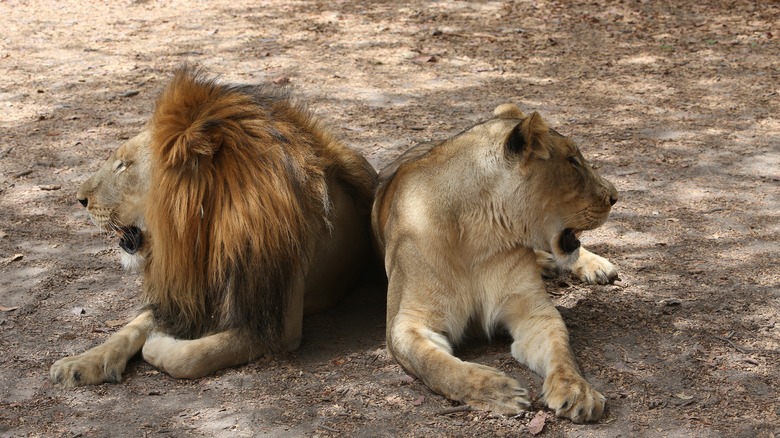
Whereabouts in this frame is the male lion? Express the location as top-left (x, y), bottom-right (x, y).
top-left (371, 104), bottom-right (619, 423)
top-left (51, 68), bottom-right (377, 387)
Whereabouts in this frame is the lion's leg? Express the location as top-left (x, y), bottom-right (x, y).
top-left (499, 287), bottom-right (605, 423)
top-left (388, 309), bottom-right (530, 415)
top-left (50, 310), bottom-right (154, 387)
top-left (142, 282), bottom-right (305, 379)
top-left (141, 330), bottom-right (263, 379)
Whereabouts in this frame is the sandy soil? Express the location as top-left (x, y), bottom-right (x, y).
top-left (1, 1), bottom-right (778, 436)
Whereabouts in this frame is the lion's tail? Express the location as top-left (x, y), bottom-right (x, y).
top-left (144, 67), bottom-right (319, 348)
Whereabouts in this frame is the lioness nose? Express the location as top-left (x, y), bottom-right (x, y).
top-left (77, 197), bottom-right (88, 208)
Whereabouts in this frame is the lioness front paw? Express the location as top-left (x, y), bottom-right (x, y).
top-left (543, 368), bottom-right (605, 423)
top-left (50, 350), bottom-right (125, 388)
top-left (461, 363), bottom-right (531, 415)
top-left (572, 250), bottom-right (618, 285)
top-left (535, 250), bottom-right (559, 278)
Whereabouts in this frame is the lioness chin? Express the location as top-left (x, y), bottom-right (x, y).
top-left (372, 103), bottom-right (619, 423)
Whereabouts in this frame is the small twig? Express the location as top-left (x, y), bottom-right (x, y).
top-left (14, 169), bottom-right (32, 178)
top-left (318, 424), bottom-right (341, 433)
top-left (446, 32), bottom-right (498, 41)
top-left (714, 336), bottom-right (779, 355)
top-left (436, 405), bottom-right (474, 415)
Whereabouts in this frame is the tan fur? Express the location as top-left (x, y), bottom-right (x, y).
top-left (372, 104), bottom-right (618, 422)
top-left (51, 68), bottom-right (377, 386)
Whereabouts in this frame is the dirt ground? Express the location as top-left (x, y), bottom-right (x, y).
top-left (1, 0), bottom-right (778, 436)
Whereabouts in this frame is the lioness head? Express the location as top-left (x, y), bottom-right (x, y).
top-left (492, 104), bottom-right (618, 259)
top-left (76, 131), bottom-right (151, 266)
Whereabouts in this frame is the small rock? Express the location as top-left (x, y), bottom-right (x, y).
top-left (11, 254), bottom-right (23, 262)
top-left (39, 184), bottom-right (61, 191)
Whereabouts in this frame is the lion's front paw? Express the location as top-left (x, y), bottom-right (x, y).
top-left (543, 368), bottom-right (605, 423)
top-left (461, 363), bottom-right (531, 415)
top-left (572, 250), bottom-right (618, 285)
top-left (50, 350), bottom-right (125, 388)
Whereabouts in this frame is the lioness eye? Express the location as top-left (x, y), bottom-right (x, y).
top-left (568, 156), bottom-right (580, 167)
top-left (114, 160), bottom-right (127, 173)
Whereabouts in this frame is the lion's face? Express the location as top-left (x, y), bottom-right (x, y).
top-left (76, 131), bottom-right (152, 258)
top-left (496, 107), bottom-right (618, 258)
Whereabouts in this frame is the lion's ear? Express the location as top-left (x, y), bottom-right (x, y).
top-left (494, 103), bottom-right (526, 119)
top-left (152, 67), bottom-right (225, 168)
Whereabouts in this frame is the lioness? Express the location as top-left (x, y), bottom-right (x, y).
top-left (50, 67), bottom-right (377, 387)
top-left (371, 104), bottom-right (618, 423)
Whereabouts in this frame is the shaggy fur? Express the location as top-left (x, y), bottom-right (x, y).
top-left (145, 67), bottom-right (366, 348)
top-left (51, 67), bottom-right (376, 387)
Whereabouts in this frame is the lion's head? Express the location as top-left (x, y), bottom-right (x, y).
top-left (492, 103), bottom-right (618, 260)
top-left (76, 131), bottom-right (152, 268)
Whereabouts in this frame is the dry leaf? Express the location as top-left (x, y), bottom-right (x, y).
top-left (105, 318), bottom-right (130, 327)
top-left (528, 410), bottom-right (547, 435)
top-left (412, 396), bottom-right (425, 406)
top-left (0, 305), bottom-right (19, 312)
top-left (384, 395), bottom-right (405, 407)
top-left (400, 374), bottom-right (416, 384)
top-left (412, 55), bottom-right (437, 64)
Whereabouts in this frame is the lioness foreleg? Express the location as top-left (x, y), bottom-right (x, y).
top-left (500, 289), bottom-right (605, 423)
top-left (50, 310), bottom-right (154, 387)
top-left (389, 310), bottom-right (530, 415)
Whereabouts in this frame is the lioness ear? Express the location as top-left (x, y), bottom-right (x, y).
top-left (506, 124), bottom-right (526, 155)
top-left (505, 112), bottom-right (551, 159)
top-left (520, 112), bottom-right (551, 159)
top-left (494, 103), bottom-right (526, 119)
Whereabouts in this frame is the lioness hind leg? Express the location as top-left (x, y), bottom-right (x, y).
top-left (389, 320), bottom-right (530, 415)
top-left (50, 310), bottom-right (154, 387)
top-left (501, 291), bottom-right (605, 423)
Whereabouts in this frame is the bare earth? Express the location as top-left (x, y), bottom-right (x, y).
top-left (1, 1), bottom-right (778, 436)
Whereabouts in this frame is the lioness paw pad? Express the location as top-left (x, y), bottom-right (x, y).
top-left (543, 372), bottom-right (605, 423)
top-left (463, 365), bottom-right (531, 415)
top-left (573, 252), bottom-right (618, 285)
